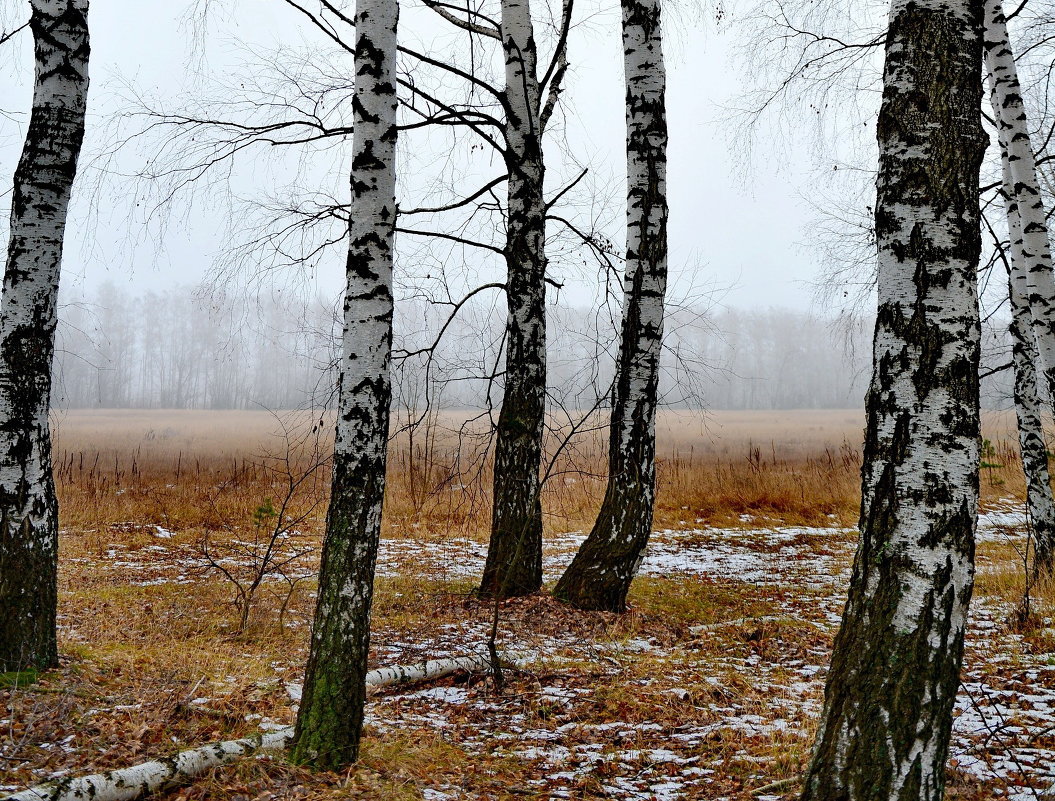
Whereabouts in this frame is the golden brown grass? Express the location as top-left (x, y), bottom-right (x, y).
top-left (0, 408), bottom-right (1040, 800)
top-left (51, 408), bottom-right (1031, 541)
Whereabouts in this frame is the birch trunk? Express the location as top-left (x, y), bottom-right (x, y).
top-left (997, 138), bottom-right (1055, 577)
top-left (288, 0), bottom-right (398, 770)
top-left (1007, 267), bottom-right (1055, 576)
top-left (985, 0), bottom-right (1055, 407)
top-left (986, 0), bottom-right (1055, 575)
top-left (800, 0), bottom-right (986, 797)
top-left (480, 0), bottom-right (547, 599)
top-left (553, 0), bottom-right (667, 612)
top-left (0, 0), bottom-right (89, 673)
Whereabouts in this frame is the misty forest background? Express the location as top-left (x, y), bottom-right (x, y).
top-left (8, 0), bottom-right (1055, 797)
top-left (52, 286), bottom-right (1019, 412)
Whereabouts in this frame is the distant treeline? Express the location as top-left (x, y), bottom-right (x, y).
top-left (53, 284), bottom-right (1014, 411)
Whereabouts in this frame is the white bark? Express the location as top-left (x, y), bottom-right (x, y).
top-left (552, 0), bottom-right (668, 612)
top-left (985, 0), bottom-right (1055, 404)
top-left (986, 0), bottom-right (1055, 573)
top-left (290, 0), bottom-right (399, 768)
top-left (0, 0), bottom-right (89, 672)
top-left (993, 97), bottom-right (1055, 574)
top-left (612, 0), bottom-right (668, 505)
top-left (1, 654), bottom-right (494, 801)
top-left (0, 0), bottom-right (88, 518)
top-left (3, 731), bottom-right (294, 801)
top-left (481, 0), bottom-right (549, 598)
top-left (360, 652), bottom-right (491, 687)
top-left (802, 0), bottom-right (986, 796)
top-left (501, 0), bottom-right (542, 187)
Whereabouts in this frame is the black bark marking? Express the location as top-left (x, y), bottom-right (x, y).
top-left (0, 0), bottom-right (89, 673)
top-left (801, 1), bottom-right (986, 798)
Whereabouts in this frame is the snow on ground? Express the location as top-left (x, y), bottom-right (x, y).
top-left (67, 523), bottom-right (857, 590)
top-left (29, 503), bottom-right (1055, 798)
top-left (357, 585), bottom-right (1055, 798)
top-left (370, 509), bottom-right (1055, 798)
top-left (377, 526), bottom-right (858, 587)
top-left (638, 526), bottom-right (854, 588)
top-left (978, 498), bottom-right (1032, 541)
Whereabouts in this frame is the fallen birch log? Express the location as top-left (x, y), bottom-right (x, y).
top-left (2, 653), bottom-right (494, 801)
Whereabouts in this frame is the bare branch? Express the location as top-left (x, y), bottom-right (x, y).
top-left (539, 0), bottom-right (574, 130)
top-left (400, 176), bottom-right (507, 215)
top-left (422, 0), bottom-right (501, 40)
top-left (0, 20), bottom-right (28, 48)
top-left (395, 226), bottom-right (505, 254)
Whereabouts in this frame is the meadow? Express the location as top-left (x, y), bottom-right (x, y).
top-left (1, 409), bottom-right (1051, 799)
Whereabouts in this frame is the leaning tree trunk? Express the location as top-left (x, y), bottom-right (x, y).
top-left (995, 132), bottom-right (1055, 577)
top-left (553, 0), bottom-right (667, 612)
top-left (985, 0), bottom-right (1055, 407)
top-left (479, 0), bottom-right (547, 599)
top-left (987, 0), bottom-right (1055, 576)
top-left (800, 1), bottom-right (987, 798)
top-left (0, 0), bottom-right (89, 674)
top-left (288, 0), bottom-right (398, 771)
top-left (1006, 264), bottom-right (1055, 576)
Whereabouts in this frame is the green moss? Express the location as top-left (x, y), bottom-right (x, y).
top-left (0, 668), bottom-right (40, 688)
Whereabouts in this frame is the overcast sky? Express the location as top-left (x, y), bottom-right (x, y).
top-left (0, 0), bottom-right (880, 312)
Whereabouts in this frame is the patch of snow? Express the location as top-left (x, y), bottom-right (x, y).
top-left (405, 686), bottom-right (469, 704)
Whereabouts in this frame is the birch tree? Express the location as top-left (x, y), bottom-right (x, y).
top-left (985, 0), bottom-right (1055, 577)
top-left (1005, 264), bottom-right (1055, 577)
top-left (993, 158), bottom-right (1055, 577)
top-left (985, 0), bottom-right (1055, 410)
top-left (288, 0), bottom-right (399, 769)
top-left (104, 0), bottom-right (577, 600)
top-left (0, 0), bottom-right (90, 673)
top-left (800, 0), bottom-right (987, 796)
top-left (478, 0), bottom-right (551, 599)
top-left (552, 0), bottom-right (667, 612)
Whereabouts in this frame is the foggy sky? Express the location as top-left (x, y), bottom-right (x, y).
top-left (0, 0), bottom-right (870, 311)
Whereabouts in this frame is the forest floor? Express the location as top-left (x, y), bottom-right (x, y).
top-left (2, 411), bottom-right (1054, 799)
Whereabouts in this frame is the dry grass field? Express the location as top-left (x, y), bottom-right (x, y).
top-left (47, 407), bottom-right (1025, 536)
top-left (2, 408), bottom-right (1053, 799)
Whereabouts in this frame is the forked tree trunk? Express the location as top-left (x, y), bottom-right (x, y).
top-left (289, 0), bottom-right (398, 771)
top-left (985, 0), bottom-right (1055, 406)
top-left (800, 1), bottom-right (986, 798)
top-left (986, 0), bottom-right (1055, 576)
top-left (553, 0), bottom-right (667, 612)
top-left (0, 0), bottom-right (90, 673)
top-left (480, 0), bottom-right (547, 599)
top-left (996, 141), bottom-right (1055, 576)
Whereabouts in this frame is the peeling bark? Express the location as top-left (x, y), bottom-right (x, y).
top-left (986, 0), bottom-right (1055, 576)
top-left (0, 0), bottom-right (90, 673)
top-left (553, 0), bottom-right (667, 612)
top-left (480, 0), bottom-right (548, 599)
top-left (800, 0), bottom-right (986, 798)
top-left (288, 0), bottom-right (399, 771)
